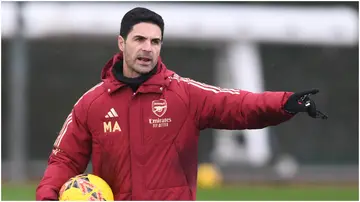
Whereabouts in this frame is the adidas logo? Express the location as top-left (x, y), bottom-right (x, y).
top-left (105, 108), bottom-right (118, 118)
top-left (103, 108), bottom-right (121, 133)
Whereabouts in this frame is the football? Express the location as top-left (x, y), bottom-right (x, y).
top-left (197, 163), bottom-right (222, 189)
top-left (59, 174), bottom-right (114, 201)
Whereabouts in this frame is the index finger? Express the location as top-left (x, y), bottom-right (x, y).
top-left (298, 89), bottom-right (319, 96)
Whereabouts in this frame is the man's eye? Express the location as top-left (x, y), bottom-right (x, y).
top-left (152, 40), bottom-right (160, 45)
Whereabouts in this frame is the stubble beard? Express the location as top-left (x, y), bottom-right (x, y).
top-left (124, 59), bottom-right (156, 78)
top-left (123, 49), bottom-right (156, 77)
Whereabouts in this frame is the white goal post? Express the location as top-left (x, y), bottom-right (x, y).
top-left (2, 2), bottom-right (358, 44)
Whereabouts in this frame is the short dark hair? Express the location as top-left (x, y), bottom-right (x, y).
top-left (120, 7), bottom-right (164, 41)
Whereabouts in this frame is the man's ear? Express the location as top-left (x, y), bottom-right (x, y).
top-left (118, 35), bottom-right (125, 52)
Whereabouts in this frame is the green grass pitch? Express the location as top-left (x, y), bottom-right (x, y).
top-left (1, 183), bottom-right (358, 200)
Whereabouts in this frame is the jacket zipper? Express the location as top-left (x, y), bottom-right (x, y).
top-left (128, 91), bottom-right (145, 199)
top-left (127, 92), bottom-right (136, 199)
top-left (139, 97), bottom-right (145, 145)
top-left (132, 91), bottom-right (144, 145)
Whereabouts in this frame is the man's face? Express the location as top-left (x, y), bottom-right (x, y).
top-left (118, 22), bottom-right (162, 77)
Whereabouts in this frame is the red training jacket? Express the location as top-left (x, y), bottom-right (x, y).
top-left (36, 52), bottom-right (294, 200)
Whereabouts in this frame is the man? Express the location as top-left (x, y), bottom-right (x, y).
top-left (36, 7), bottom-right (327, 201)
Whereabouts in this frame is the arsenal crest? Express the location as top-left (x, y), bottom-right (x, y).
top-left (152, 99), bottom-right (167, 117)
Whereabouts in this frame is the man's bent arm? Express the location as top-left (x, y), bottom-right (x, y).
top-left (36, 105), bottom-right (91, 200)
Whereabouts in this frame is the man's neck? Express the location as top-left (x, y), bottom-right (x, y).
top-left (123, 64), bottom-right (141, 78)
top-left (112, 60), bottom-right (157, 92)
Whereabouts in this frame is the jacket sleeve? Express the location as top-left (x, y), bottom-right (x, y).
top-left (185, 78), bottom-right (295, 130)
top-left (36, 102), bottom-right (91, 200)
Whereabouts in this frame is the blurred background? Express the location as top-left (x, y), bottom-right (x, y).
top-left (1, 1), bottom-right (359, 201)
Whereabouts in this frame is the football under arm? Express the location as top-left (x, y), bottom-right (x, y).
top-left (186, 78), bottom-right (294, 130)
top-left (36, 107), bottom-right (92, 200)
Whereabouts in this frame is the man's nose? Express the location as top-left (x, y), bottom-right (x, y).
top-left (141, 40), bottom-right (152, 51)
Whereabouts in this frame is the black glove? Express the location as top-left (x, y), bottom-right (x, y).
top-left (284, 89), bottom-right (328, 119)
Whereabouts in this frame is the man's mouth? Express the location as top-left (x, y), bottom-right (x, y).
top-left (137, 57), bottom-right (151, 63)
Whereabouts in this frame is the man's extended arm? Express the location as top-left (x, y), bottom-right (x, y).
top-left (185, 78), bottom-right (325, 130)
